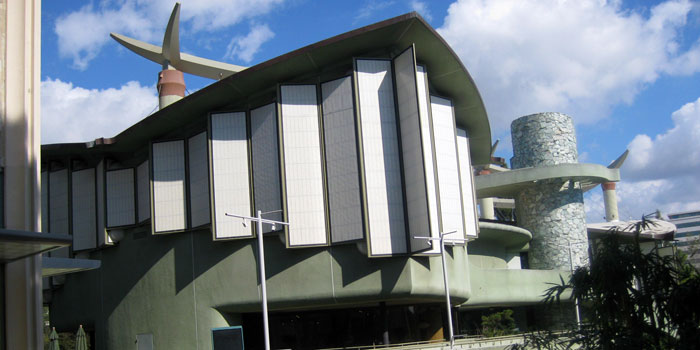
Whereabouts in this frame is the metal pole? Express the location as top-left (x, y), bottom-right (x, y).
top-left (257, 210), bottom-right (271, 350)
top-left (439, 234), bottom-right (455, 349)
top-left (568, 241), bottom-right (581, 328)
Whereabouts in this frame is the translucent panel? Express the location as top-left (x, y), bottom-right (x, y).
top-left (49, 169), bottom-right (69, 257)
top-left (355, 59), bottom-right (407, 256)
top-left (394, 47), bottom-right (432, 253)
top-left (210, 112), bottom-right (253, 239)
top-left (250, 103), bottom-right (283, 234)
top-left (41, 171), bottom-right (48, 233)
top-left (137, 161), bottom-right (150, 222)
top-left (417, 65), bottom-right (442, 254)
top-left (431, 96), bottom-right (465, 241)
top-left (96, 160), bottom-right (110, 245)
top-left (321, 77), bottom-right (364, 243)
top-left (72, 168), bottom-right (96, 251)
top-left (457, 128), bottom-right (479, 238)
top-left (152, 140), bottom-right (187, 233)
top-left (188, 132), bottom-right (211, 227)
top-left (106, 168), bottom-right (135, 227)
top-left (280, 85), bottom-right (328, 247)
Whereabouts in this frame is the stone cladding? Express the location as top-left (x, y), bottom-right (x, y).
top-left (510, 113), bottom-right (588, 270)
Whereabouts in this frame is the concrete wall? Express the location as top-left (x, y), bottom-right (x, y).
top-left (50, 225), bottom-right (472, 349)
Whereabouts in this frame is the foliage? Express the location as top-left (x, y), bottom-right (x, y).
top-left (481, 309), bottom-right (516, 337)
top-left (510, 216), bottom-right (700, 350)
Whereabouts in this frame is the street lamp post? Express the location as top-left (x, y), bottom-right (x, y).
top-left (415, 231), bottom-right (464, 349)
top-left (566, 240), bottom-right (587, 329)
top-left (226, 210), bottom-right (289, 350)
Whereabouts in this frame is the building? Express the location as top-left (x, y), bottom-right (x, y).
top-left (43, 11), bottom-right (622, 350)
top-left (668, 210), bottom-right (700, 269)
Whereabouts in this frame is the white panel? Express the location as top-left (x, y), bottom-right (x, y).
top-left (355, 59), bottom-right (407, 256)
top-left (137, 161), bottom-right (150, 222)
top-left (188, 132), bottom-right (211, 227)
top-left (431, 96), bottom-right (465, 241)
top-left (96, 160), bottom-right (109, 245)
top-left (417, 66), bottom-right (442, 254)
top-left (322, 77), bottom-right (364, 243)
top-left (41, 171), bottom-right (48, 232)
top-left (152, 140), bottom-right (187, 233)
top-left (457, 128), bottom-right (480, 238)
top-left (106, 168), bottom-right (135, 227)
top-left (210, 112), bottom-right (252, 239)
top-left (49, 169), bottom-right (69, 257)
top-left (72, 168), bottom-right (96, 251)
top-left (280, 85), bottom-right (328, 246)
top-left (394, 48), bottom-right (432, 253)
top-left (251, 103), bottom-right (283, 234)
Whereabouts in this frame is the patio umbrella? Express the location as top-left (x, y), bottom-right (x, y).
top-left (48, 327), bottom-right (59, 350)
top-left (76, 324), bottom-right (88, 350)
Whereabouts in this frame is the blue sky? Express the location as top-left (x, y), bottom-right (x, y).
top-left (40, 0), bottom-right (700, 222)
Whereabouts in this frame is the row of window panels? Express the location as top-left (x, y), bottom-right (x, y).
top-left (40, 49), bottom-right (479, 257)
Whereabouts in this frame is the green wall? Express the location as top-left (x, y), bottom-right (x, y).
top-left (50, 225), bottom-right (472, 349)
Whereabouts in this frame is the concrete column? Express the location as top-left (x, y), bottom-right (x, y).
top-left (602, 182), bottom-right (619, 222)
top-left (2, 0), bottom-right (43, 349)
top-left (511, 113), bottom-right (589, 270)
top-left (157, 68), bottom-right (185, 109)
top-left (477, 170), bottom-right (495, 220)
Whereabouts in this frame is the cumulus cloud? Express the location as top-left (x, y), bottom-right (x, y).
top-left (438, 0), bottom-right (700, 134)
top-left (225, 23), bottom-right (275, 63)
top-left (41, 78), bottom-right (158, 144)
top-left (55, 0), bottom-right (285, 69)
top-left (585, 96), bottom-right (700, 221)
top-left (355, 1), bottom-right (396, 23)
top-left (410, 1), bottom-right (433, 21)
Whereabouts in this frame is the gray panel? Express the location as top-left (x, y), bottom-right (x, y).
top-left (210, 112), bottom-right (253, 239)
top-left (251, 103), bottom-right (283, 234)
top-left (321, 77), bottom-right (364, 243)
top-left (137, 161), bottom-right (150, 223)
top-left (106, 168), bottom-right (136, 227)
top-left (152, 140), bottom-right (187, 233)
top-left (188, 132), bottom-right (211, 227)
top-left (280, 85), bottom-right (328, 247)
top-left (355, 59), bottom-right (407, 256)
top-left (71, 168), bottom-right (96, 251)
top-left (49, 169), bottom-right (69, 257)
top-left (394, 47), bottom-right (431, 252)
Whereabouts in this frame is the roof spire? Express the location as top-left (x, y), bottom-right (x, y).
top-left (110, 2), bottom-right (246, 80)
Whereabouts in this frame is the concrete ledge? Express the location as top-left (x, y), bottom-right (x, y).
top-left (475, 163), bottom-right (620, 198)
top-left (476, 222), bottom-right (531, 249)
top-left (42, 257), bottom-right (101, 277)
top-left (462, 268), bottom-right (572, 308)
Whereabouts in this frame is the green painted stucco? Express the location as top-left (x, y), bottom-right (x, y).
top-left (463, 268), bottom-right (572, 309)
top-left (50, 225), bottom-right (473, 349)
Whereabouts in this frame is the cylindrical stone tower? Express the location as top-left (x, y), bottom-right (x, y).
top-left (511, 112), bottom-right (589, 270)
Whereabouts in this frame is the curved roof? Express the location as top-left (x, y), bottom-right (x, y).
top-left (43, 12), bottom-right (492, 164)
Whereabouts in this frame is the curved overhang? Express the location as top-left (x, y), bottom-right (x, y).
top-left (43, 13), bottom-right (492, 164)
top-left (475, 163), bottom-right (621, 199)
top-left (462, 268), bottom-right (572, 309)
top-left (477, 221), bottom-right (532, 249)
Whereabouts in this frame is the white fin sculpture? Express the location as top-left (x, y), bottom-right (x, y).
top-left (110, 2), bottom-right (246, 80)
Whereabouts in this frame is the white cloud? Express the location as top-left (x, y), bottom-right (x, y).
top-left (55, 0), bottom-right (285, 70)
top-left (586, 96), bottom-right (700, 221)
top-left (410, 1), bottom-right (433, 21)
top-left (438, 0), bottom-right (700, 134)
top-left (41, 78), bottom-right (158, 144)
top-left (225, 23), bottom-right (275, 63)
top-left (355, 1), bottom-right (396, 23)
